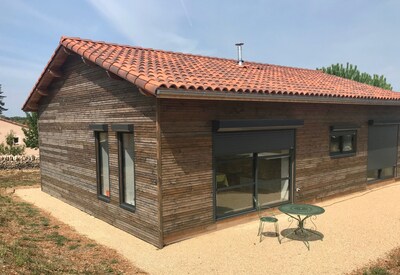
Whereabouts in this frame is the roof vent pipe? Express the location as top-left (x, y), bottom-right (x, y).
top-left (235, 43), bottom-right (244, 66)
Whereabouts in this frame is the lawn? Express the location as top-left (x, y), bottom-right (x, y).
top-left (0, 169), bottom-right (145, 274)
top-left (349, 247), bottom-right (400, 275)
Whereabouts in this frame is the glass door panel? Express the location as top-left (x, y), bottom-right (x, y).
top-left (215, 153), bottom-right (254, 218)
top-left (257, 154), bottom-right (290, 206)
top-left (216, 185), bottom-right (254, 217)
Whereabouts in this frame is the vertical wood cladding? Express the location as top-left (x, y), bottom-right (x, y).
top-left (38, 56), bottom-right (160, 246)
top-left (160, 99), bottom-right (400, 238)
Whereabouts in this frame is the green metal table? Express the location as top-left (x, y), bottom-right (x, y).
top-left (278, 204), bottom-right (325, 248)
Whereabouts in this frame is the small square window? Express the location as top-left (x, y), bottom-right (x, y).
top-left (330, 130), bottom-right (356, 157)
top-left (13, 137), bottom-right (19, 145)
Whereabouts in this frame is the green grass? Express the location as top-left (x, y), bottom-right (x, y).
top-left (41, 217), bottom-right (50, 227)
top-left (0, 170), bottom-right (40, 188)
top-left (363, 267), bottom-right (390, 275)
top-left (111, 258), bottom-right (119, 264)
top-left (0, 170), bottom-right (140, 274)
top-left (46, 232), bottom-right (70, 246)
top-left (68, 244), bottom-right (80, 250)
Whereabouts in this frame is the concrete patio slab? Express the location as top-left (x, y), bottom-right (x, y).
top-left (16, 181), bottom-right (400, 275)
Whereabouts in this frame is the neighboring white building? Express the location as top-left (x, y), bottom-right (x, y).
top-left (0, 117), bottom-right (39, 156)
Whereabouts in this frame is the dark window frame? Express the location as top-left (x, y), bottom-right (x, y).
top-left (212, 126), bottom-right (297, 221)
top-left (92, 125), bottom-right (111, 203)
top-left (214, 149), bottom-right (294, 220)
top-left (13, 137), bottom-right (19, 145)
top-left (329, 129), bottom-right (357, 157)
top-left (113, 124), bottom-right (136, 212)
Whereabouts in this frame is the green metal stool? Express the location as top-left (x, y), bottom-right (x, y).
top-left (253, 197), bottom-right (281, 243)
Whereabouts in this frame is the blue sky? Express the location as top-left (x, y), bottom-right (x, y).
top-left (1, 0), bottom-right (399, 116)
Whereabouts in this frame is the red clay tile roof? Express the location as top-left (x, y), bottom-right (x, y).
top-left (23, 36), bottom-right (400, 111)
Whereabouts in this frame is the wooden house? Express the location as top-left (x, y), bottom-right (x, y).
top-left (23, 37), bottom-right (400, 247)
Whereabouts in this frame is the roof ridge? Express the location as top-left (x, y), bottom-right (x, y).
top-left (0, 116), bottom-right (26, 127)
top-left (60, 36), bottom-right (320, 73)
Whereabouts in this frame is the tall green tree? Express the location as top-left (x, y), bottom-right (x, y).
top-left (22, 112), bottom-right (39, 149)
top-left (317, 63), bottom-right (393, 90)
top-left (0, 84), bottom-right (7, 115)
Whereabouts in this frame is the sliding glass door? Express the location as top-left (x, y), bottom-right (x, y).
top-left (215, 148), bottom-right (293, 219)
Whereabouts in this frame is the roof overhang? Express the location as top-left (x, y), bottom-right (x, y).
top-left (156, 88), bottom-right (400, 106)
top-left (22, 44), bottom-right (158, 112)
top-left (22, 45), bottom-right (72, 112)
top-left (23, 37), bottom-right (400, 112)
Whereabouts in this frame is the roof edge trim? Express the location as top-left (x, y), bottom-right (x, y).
top-left (156, 88), bottom-right (400, 106)
top-left (22, 44), bottom-right (66, 112)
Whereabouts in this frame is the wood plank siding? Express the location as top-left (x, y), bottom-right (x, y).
top-left (38, 55), bottom-right (161, 246)
top-left (36, 55), bottom-right (400, 247)
top-left (159, 99), bottom-right (400, 241)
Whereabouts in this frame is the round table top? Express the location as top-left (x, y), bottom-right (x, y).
top-left (278, 204), bottom-right (325, 216)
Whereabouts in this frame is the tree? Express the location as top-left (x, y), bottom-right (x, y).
top-left (317, 63), bottom-right (393, 90)
top-left (7, 116), bottom-right (27, 125)
top-left (22, 112), bottom-right (39, 149)
top-left (0, 84), bottom-right (7, 115)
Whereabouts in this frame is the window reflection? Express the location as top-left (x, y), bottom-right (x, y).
top-left (121, 133), bottom-right (135, 206)
top-left (216, 185), bottom-right (253, 217)
top-left (215, 151), bottom-right (291, 218)
top-left (342, 135), bottom-right (353, 152)
top-left (215, 154), bottom-right (253, 217)
top-left (216, 154), bottom-right (253, 188)
top-left (330, 130), bottom-right (356, 156)
top-left (258, 156), bottom-right (290, 206)
top-left (98, 132), bottom-right (110, 197)
top-left (330, 135), bottom-right (340, 153)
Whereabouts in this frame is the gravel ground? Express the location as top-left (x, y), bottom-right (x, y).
top-left (16, 182), bottom-right (400, 275)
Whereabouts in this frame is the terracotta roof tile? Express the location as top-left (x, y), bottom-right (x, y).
top-left (22, 36), bottom-right (400, 111)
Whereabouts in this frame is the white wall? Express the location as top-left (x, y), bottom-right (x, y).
top-left (0, 119), bottom-right (39, 156)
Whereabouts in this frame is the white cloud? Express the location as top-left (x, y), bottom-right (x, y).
top-left (7, 0), bottom-right (71, 31)
top-left (179, 0), bottom-right (193, 27)
top-left (86, 0), bottom-right (199, 53)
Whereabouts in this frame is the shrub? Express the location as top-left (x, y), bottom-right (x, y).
top-left (0, 131), bottom-right (25, 156)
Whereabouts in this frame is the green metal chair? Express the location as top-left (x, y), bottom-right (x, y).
top-left (253, 197), bottom-right (281, 243)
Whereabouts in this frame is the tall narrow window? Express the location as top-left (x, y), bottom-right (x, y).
top-left (96, 131), bottom-right (110, 200)
top-left (113, 124), bottom-right (135, 211)
top-left (120, 133), bottom-right (135, 207)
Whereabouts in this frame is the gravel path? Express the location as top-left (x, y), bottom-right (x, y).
top-left (16, 182), bottom-right (400, 275)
